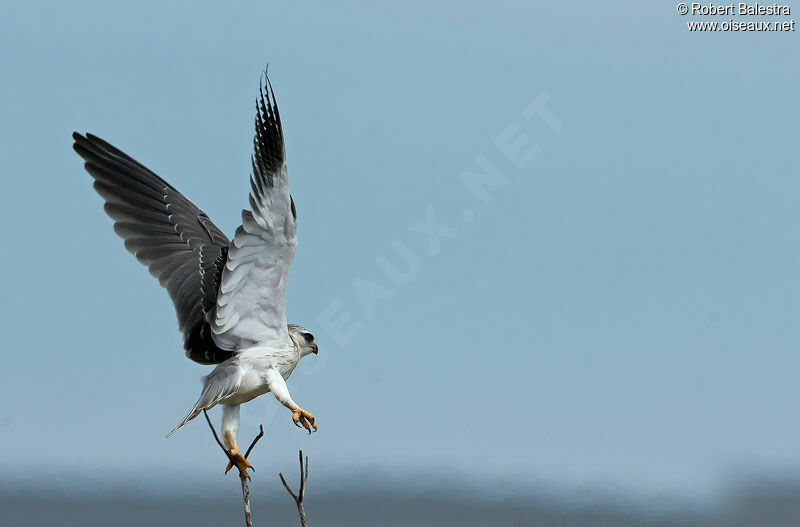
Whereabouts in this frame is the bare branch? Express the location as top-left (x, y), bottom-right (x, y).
top-left (203, 410), bottom-right (234, 463)
top-left (279, 450), bottom-right (310, 527)
top-left (240, 475), bottom-right (252, 526)
top-left (279, 472), bottom-right (298, 501)
top-left (244, 425), bottom-right (265, 459)
top-left (204, 409), bottom-right (264, 527)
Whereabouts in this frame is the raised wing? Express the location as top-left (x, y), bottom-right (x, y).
top-left (73, 132), bottom-right (234, 364)
top-left (210, 77), bottom-right (298, 350)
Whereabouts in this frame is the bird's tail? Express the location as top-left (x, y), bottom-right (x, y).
top-left (165, 402), bottom-right (204, 438)
top-left (165, 373), bottom-right (236, 438)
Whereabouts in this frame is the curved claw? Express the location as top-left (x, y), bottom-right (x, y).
top-left (225, 448), bottom-right (253, 479)
top-left (291, 408), bottom-right (318, 434)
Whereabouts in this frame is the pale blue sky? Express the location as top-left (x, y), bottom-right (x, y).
top-left (1, 1), bottom-right (798, 502)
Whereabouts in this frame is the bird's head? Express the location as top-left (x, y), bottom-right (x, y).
top-left (288, 324), bottom-right (319, 358)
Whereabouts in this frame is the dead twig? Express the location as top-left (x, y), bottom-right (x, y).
top-left (244, 425), bottom-right (265, 459)
top-left (204, 409), bottom-right (265, 527)
top-left (279, 450), bottom-right (310, 527)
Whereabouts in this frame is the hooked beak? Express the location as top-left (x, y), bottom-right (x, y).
top-left (312, 343), bottom-right (319, 355)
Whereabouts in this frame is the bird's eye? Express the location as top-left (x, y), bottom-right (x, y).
top-left (303, 333), bottom-right (314, 343)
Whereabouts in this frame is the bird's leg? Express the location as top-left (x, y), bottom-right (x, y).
top-left (221, 405), bottom-right (253, 479)
top-left (266, 368), bottom-right (318, 434)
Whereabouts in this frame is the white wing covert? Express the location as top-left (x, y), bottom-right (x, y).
top-left (211, 78), bottom-right (298, 350)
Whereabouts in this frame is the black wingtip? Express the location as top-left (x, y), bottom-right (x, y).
top-left (72, 131), bottom-right (89, 150)
top-left (72, 133), bottom-right (97, 159)
top-left (258, 65), bottom-right (278, 108)
top-left (72, 134), bottom-right (88, 156)
top-left (258, 63), bottom-right (271, 96)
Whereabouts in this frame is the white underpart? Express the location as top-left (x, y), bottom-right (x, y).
top-left (166, 339), bottom-right (308, 438)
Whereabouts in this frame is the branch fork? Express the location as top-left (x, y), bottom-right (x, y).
top-left (280, 450), bottom-right (310, 527)
top-left (204, 410), bottom-right (264, 527)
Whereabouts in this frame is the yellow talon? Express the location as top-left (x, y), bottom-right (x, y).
top-left (291, 408), bottom-right (317, 433)
top-left (225, 447), bottom-right (254, 479)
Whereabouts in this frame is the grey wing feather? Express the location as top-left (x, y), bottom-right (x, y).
top-left (73, 132), bottom-right (234, 364)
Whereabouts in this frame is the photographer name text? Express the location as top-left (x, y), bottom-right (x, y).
top-left (687, 3), bottom-right (790, 15)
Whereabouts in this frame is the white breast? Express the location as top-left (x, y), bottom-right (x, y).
top-left (220, 342), bottom-right (300, 405)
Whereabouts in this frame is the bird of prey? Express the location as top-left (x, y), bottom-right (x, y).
top-left (73, 75), bottom-right (319, 478)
